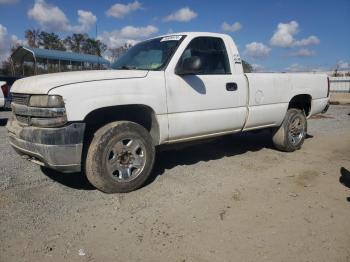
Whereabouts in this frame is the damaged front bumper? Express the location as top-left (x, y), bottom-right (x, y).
top-left (6, 116), bottom-right (85, 173)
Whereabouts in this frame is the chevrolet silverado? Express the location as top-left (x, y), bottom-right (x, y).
top-left (7, 32), bottom-right (330, 193)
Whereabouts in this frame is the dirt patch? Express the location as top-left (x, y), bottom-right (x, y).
top-left (232, 189), bottom-right (242, 201)
top-left (295, 170), bottom-right (319, 187)
top-left (330, 93), bottom-right (350, 105)
top-left (219, 210), bottom-right (226, 220)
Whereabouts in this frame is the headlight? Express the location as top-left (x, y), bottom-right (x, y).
top-left (13, 94), bottom-right (67, 127)
top-left (29, 95), bottom-right (64, 108)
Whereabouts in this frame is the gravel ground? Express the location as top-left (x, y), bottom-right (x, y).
top-left (0, 105), bottom-right (350, 262)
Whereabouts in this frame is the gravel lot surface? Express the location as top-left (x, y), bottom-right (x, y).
top-left (1, 105), bottom-right (350, 262)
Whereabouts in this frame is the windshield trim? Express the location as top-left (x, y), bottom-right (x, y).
top-left (157, 35), bottom-right (186, 71)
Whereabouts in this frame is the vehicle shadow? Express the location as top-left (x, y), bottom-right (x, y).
top-left (339, 167), bottom-right (350, 202)
top-left (306, 133), bottom-right (313, 139)
top-left (40, 166), bottom-right (95, 190)
top-left (182, 75), bottom-right (206, 94)
top-left (146, 130), bottom-right (277, 185)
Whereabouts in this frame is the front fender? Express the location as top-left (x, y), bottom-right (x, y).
top-left (49, 71), bottom-right (167, 121)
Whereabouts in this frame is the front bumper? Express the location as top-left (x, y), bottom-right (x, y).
top-left (6, 116), bottom-right (85, 173)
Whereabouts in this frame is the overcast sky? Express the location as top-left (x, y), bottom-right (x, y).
top-left (0, 0), bottom-right (349, 72)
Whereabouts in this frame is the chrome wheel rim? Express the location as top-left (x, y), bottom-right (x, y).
top-left (288, 116), bottom-right (305, 146)
top-left (106, 138), bottom-right (146, 182)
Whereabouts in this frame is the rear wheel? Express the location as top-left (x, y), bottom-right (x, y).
top-left (85, 121), bottom-right (155, 193)
top-left (272, 108), bottom-right (307, 152)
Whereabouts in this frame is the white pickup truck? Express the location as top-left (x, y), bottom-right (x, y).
top-left (7, 32), bottom-right (330, 193)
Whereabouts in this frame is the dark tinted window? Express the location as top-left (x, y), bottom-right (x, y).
top-left (177, 37), bottom-right (231, 74)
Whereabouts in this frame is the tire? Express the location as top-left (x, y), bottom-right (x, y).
top-left (272, 108), bottom-right (307, 152)
top-left (85, 121), bottom-right (155, 193)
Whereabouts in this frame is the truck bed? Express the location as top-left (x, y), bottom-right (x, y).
top-left (243, 73), bottom-right (329, 130)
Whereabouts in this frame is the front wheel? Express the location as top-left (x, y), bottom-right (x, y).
top-left (272, 108), bottom-right (307, 152)
top-left (85, 121), bottom-right (155, 193)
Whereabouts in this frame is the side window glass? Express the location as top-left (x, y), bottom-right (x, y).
top-left (178, 37), bottom-right (231, 74)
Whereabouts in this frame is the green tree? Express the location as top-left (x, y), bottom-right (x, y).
top-left (64, 33), bottom-right (88, 53)
top-left (82, 38), bottom-right (107, 56)
top-left (39, 32), bottom-right (66, 51)
top-left (25, 29), bottom-right (41, 48)
top-left (242, 60), bottom-right (253, 73)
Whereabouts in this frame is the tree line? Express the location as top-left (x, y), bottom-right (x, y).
top-left (25, 29), bottom-right (107, 57)
top-left (24, 29), bottom-right (133, 60)
top-left (1, 28), bottom-right (254, 75)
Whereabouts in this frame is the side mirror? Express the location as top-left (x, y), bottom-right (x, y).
top-left (176, 56), bottom-right (202, 75)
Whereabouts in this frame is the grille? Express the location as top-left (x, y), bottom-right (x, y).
top-left (16, 115), bottom-right (30, 125)
top-left (11, 93), bottom-right (30, 106)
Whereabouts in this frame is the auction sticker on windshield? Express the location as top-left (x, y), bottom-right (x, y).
top-left (160, 35), bottom-right (183, 42)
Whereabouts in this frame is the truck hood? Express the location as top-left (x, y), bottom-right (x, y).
top-left (11, 70), bottom-right (149, 94)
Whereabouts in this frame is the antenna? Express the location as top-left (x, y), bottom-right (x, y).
top-left (95, 22), bottom-right (98, 39)
top-left (95, 22), bottom-right (100, 68)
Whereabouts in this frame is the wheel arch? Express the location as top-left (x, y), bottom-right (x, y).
top-left (83, 104), bottom-right (160, 146)
top-left (288, 94), bottom-right (312, 117)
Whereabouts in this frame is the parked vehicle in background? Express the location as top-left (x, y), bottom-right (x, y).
top-left (0, 81), bottom-right (6, 108)
top-left (0, 76), bottom-right (22, 109)
top-left (0, 76), bottom-right (20, 86)
top-left (0, 81), bottom-right (11, 109)
top-left (7, 32), bottom-right (330, 193)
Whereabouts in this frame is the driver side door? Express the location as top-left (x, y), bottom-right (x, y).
top-left (165, 36), bottom-right (248, 141)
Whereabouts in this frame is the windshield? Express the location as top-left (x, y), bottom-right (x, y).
top-left (112, 36), bottom-right (184, 71)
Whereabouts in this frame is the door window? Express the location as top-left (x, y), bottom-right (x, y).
top-left (177, 37), bottom-right (231, 74)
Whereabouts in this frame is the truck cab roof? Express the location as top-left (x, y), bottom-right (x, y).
top-left (149, 32), bottom-right (233, 41)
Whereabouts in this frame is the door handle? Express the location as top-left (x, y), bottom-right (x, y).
top-left (226, 82), bottom-right (238, 91)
